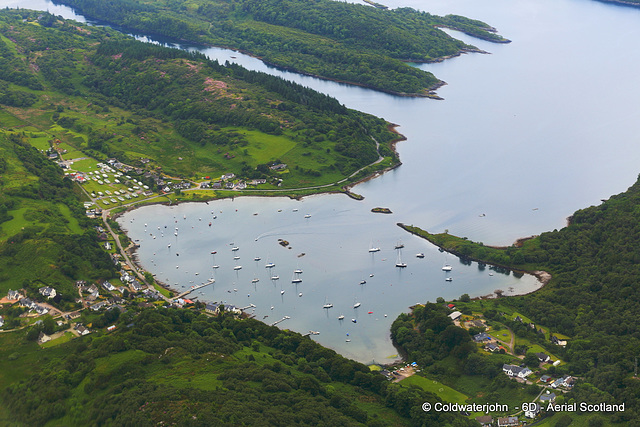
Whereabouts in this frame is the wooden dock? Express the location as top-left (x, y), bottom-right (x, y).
top-left (175, 279), bottom-right (214, 299)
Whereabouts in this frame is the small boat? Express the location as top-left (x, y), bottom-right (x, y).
top-left (280, 290), bottom-right (285, 295)
top-left (346, 339), bottom-right (351, 342)
top-left (211, 251), bottom-right (217, 254)
top-left (338, 314), bottom-right (345, 320)
top-left (395, 252), bottom-right (407, 268)
top-left (212, 265), bottom-right (219, 269)
top-left (231, 247), bottom-right (239, 251)
top-left (292, 278), bottom-right (302, 284)
top-left (251, 278), bottom-right (259, 283)
top-left (489, 272), bottom-right (494, 276)
top-left (368, 311), bottom-right (373, 314)
top-left (271, 275), bottom-right (280, 280)
top-left (369, 274), bottom-right (374, 277)
top-left (254, 257), bottom-right (261, 261)
top-left (322, 297), bottom-right (333, 309)
top-left (416, 253), bottom-right (425, 258)
top-left (351, 319), bottom-right (357, 323)
top-left (293, 208), bottom-right (298, 212)
top-left (368, 247), bottom-right (381, 253)
top-left (167, 244), bottom-right (171, 248)
top-left (265, 262), bottom-right (275, 268)
top-left (234, 265), bottom-right (242, 270)
top-left (445, 277), bottom-right (453, 282)
top-left (394, 241), bottom-right (404, 250)
top-left (298, 292), bottom-right (303, 297)
top-left (360, 280), bottom-right (366, 285)
top-left (304, 214), bottom-right (311, 218)
top-left (442, 264), bottom-right (453, 271)
top-left (353, 302), bottom-right (361, 309)
top-left (233, 256), bottom-right (240, 260)
top-left (294, 269), bottom-right (303, 274)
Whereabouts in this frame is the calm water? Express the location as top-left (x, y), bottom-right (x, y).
top-left (6, 0), bottom-right (640, 361)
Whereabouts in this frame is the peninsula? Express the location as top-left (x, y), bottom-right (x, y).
top-left (56, 0), bottom-right (510, 96)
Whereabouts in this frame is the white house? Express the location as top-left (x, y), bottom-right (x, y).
top-left (525, 402), bottom-right (540, 418)
top-left (502, 364), bottom-right (532, 379)
top-left (38, 286), bottom-right (57, 299)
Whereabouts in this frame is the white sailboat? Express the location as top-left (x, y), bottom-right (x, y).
top-left (322, 297), bottom-right (333, 309)
top-left (368, 239), bottom-right (381, 253)
top-left (395, 251), bottom-right (407, 268)
top-left (442, 264), bottom-right (452, 271)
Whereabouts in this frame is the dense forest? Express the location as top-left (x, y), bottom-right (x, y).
top-left (55, 0), bottom-right (509, 95)
top-left (0, 10), bottom-right (398, 183)
top-left (400, 175), bottom-right (640, 425)
top-left (1, 307), bottom-right (478, 426)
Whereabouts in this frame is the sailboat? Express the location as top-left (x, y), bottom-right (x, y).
top-left (353, 299), bottom-right (361, 309)
top-left (265, 260), bottom-right (275, 268)
top-left (394, 241), bottom-right (404, 250)
top-left (442, 264), bottom-right (452, 271)
top-left (234, 265), bottom-right (242, 270)
top-left (338, 314), bottom-right (345, 320)
top-left (322, 297), bottom-right (333, 309)
top-left (368, 239), bottom-right (381, 253)
top-left (395, 251), bottom-right (407, 268)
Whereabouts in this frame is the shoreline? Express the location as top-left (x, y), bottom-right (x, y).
top-left (396, 222), bottom-right (552, 297)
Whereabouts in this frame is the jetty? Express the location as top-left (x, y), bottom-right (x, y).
top-left (270, 315), bottom-right (291, 326)
top-left (175, 279), bottom-right (214, 299)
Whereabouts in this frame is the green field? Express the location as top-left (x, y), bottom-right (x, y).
top-left (400, 375), bottom-right (469, 405)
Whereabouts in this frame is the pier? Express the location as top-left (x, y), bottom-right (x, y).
top-left (270, 316), bottom-right (290, 326)
top-left (175, 279), bottom-right (214, 299)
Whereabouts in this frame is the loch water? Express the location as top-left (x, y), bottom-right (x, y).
top-left (6, 0), bottom-right (640, 362)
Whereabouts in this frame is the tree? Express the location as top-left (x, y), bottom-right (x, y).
top-left (459, 293), bottom-right (470, 302)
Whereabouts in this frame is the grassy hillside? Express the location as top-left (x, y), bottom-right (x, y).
top-left (0, 10), bottom-right (398, 190)
top-left (0, 307), bottom-right (478, 426)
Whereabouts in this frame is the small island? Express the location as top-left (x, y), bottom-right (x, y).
top-left (371, 207), bottom-right (393, 214)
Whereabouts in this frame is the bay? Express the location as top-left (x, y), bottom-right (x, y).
top-left (4, 0), bottom-right (640, 361)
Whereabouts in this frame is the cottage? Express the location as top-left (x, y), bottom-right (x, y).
top-left (131, 281), bottom-right (143, 291)
top-left (38, 332), bottom-right (52, 344)
top-left (76, 325), bottom-right (91, 335)
top-left (475, 415), bottom-right (493, 426)
top-left (497, 416), bottom-right (519, 427)
top-left (34, 305), bottom-right (49, 315)
top-left (540, 392), bottom-right (557, 403)
top-left (107, 325), bottom-right (117, 332)
top-left (539, 375), bottom-right (552, 383)
top-left (19, 298), bottom-right (35, 309)
top-left (448, 311), bottom-right (462, 321)
top-left (102, 281), bottom-right (116, 292)
top-left (536, 352), bottom-right (551, 363)
top-left (473, 332), bottom-right (492, 343)
top-left (269, 163), bottom-right (287, 171)
top-left (38, 286), bottom-right (57, 299)
top-left (502, 364), bottom-right (532, 379)
top-left (90, 301), bottom-right (108, 311)
top-left (525, 402), bottom-right (540, 419)
top-left (485, 342), bottom-right (500, 352)
top-left (7, 290), bottom-right (20, 300)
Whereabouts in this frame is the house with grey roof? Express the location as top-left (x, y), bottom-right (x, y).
top-left (502, 364), bottom-right (532, 379)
